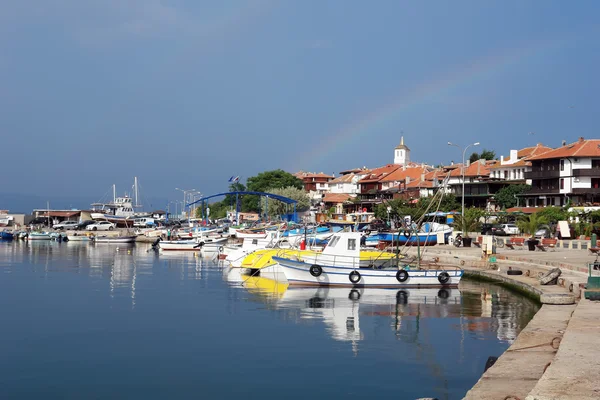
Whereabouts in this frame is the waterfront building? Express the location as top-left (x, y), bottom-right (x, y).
top-left (488, 143), bottom-right (553, 185)
top-left (523, 137), bottom-right (600, 207)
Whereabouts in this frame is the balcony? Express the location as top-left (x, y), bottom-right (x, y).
top-left (524, 187), bottom-right (560, 195)
top-left (573, 188), bottom-right (600, 194)
top-left (524, 170), bottom-right (560, 179)
top-left (573, 169), bottom-right (600, 177)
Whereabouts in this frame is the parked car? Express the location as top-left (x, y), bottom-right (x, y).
top-left (86, 221), bottom-right (116, 231)
top-left (481, 223), bottom-right (507, 236)
top-left (499, 223), bottom-right (520, 235)
top-left (77, 220), bottom-right (96, 230)
top-left (52, 221), bottom-right (79, 230)
top-left (535, 227), bottom-right (552, 239)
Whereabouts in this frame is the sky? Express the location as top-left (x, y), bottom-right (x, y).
top-left (1, 0), bottom-right (600, 211)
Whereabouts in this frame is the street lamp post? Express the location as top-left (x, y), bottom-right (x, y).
top-left (448, 141), bottom-right (480, 235)
top-left (175, 187), bottom-right (196, 219)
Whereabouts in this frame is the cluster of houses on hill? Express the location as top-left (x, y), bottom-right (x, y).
top-left (294, 136), bottom-right (600, 216)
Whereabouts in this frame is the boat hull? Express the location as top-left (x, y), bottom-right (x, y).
top-left (28, 233), bottom-right (52, 240)
top-left (93, 236), bottom-right (137, 243)
top-left (0, 231), bottom-right (14, 240)
top-left (159, 240), bottom-right (201, 251)
top-left (273, 256), bottom-right (462, 288)
top-left (66, 235), bottom-right (91, 242)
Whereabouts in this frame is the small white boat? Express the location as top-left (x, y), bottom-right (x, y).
top-left (67, 235), bottom-right (91, 242)
top-left (93, 235), bottom-right (137, 244)
top-left (273, 231), bottom-right (463, 288)
top-left (28, 232), bottom-right (52, 240)
top-left (159, 240), bottom-right (202, 251)
top-left (159, 236), bottom-right (228, 251)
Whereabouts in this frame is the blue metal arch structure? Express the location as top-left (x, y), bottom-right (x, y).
top-left (186, 191), bottom-right (298, 223)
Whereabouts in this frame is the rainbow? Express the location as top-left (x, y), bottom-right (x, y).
top-left (292, 37), bottom-right (567, 169)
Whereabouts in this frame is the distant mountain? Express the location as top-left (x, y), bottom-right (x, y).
top-left (0, 192), bottom-right (169, 215)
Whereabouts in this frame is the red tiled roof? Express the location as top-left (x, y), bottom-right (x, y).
top-left (294, 171), bottom-right (334, 179)
top-left (518, 144), bottom-right (553, 159)
top-left (489, 159), bottom-right (532, 169)
top-left (406, 179), bottom-right (434, 188)
top-left (329, 172), bottom-right (368, 184)
top-left (323, 193), bottom-right (351, 203)
top-left (358, 164), bottom-right (401, 183)
top-left (380, 165), bottom-right (431, 182)
top-left (448, 160), bottom-right (496, 177)
top-left (339, 168), bottom-right (371, 175)
top-left (500, 144), bottom-right (553, 161)
top-left (528, 138), bottom-right (600, 160)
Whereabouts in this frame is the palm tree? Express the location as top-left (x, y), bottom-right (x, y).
top-left (454, 208), bottom-right (484, 238)
top-left (517, 212), bottom-right (549, 237)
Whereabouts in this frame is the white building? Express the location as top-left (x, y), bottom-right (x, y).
top-left (488, 144), bottom-right (552, 184)
top-left (393, 136), bottom-right (410, 166)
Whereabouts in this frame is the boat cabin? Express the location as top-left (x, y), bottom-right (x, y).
top-left (322, 232), bottom-right (362, 257)
top-left (133, 217), bottom-right (155, 227)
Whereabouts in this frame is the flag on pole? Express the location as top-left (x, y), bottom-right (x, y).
top-left (228, 176), bottom-right (235, 182)
top-left (233, 176), bottom-right (240, 183)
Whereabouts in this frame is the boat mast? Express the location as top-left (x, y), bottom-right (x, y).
top-left (112, 184), bottom-right (116, 204)
top-left (134, 177), bottom-right (139, 208)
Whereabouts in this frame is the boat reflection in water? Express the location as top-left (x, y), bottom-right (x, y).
top-left (242, 274), bottom-right (460, 353)
top-left (241, 274), bottom-right (539, 354)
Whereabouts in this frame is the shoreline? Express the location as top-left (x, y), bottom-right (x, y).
top-left (405, 246), bottom-right (598, 399)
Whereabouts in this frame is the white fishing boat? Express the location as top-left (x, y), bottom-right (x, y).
top-left (272, 231), bottom-right (462, 288)
top-left (198, 237), bottom-right (229, 253)
top-left (28, 232), bottom-right (52, 240)
top-left (158, 239), bottom-right (201, 251)
top-left (93, 235), bottom-right (137, 244)
top-left (159, 236), bottom-right (228, 252)
top-left (224, 231), bottom-right (285, 267)
top-left (90, 178), bottom-right (148, 226)
top-left (235, 229), bottom-right (269, 239)
top-left (66, 234), bottom-right (91, 242)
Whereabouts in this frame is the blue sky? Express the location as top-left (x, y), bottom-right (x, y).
top-left (1, 1), bottom-right (599, 210)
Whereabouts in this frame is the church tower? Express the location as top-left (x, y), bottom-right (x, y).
top-left (394, 136), bottom-right (410, 165)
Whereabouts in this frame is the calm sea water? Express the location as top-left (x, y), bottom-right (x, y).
top-left (0, 241), bottom-right (540, 400)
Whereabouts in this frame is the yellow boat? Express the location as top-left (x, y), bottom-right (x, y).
top-left (243, 276), bottom-right (288, 298)
top-left (238, 245), bottom-right (401, 282)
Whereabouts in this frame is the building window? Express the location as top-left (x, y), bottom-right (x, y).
top-left (560, 159), bottom-right (565, 171)
top-left (504, 171), bottom-right (508, 179)
top-left (560, 178), bottom-right (564, 189)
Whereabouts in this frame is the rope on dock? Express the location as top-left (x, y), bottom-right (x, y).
top-left (506, 337), bottom-right (561, 352)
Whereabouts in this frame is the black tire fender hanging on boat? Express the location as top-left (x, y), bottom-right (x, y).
top-left (396, 290), bottom-right (408, 304)
top-left (218, 246), bottom-right (224, 252)
top-left (348, 289), bottom-right (361, 301)
top-left (349, 270), bottom-right (361, 284)
top-left (396, 269), bottom-right (409, 282)
top-left (309, 264), bottom-right (323, 277)
top-left (403, 230), bottom-right (411, 238)
top-left (438, 271), bottom-right (450, 285)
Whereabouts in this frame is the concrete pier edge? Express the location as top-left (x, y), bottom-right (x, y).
top-left (401, 247), bottom-right (598, 399)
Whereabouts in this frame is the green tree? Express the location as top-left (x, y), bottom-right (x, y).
top-left (537, 206), bottom-right (568, 224)
top-left (480, 149), bottom-right (496, 160)
top-left (493, 184), bottom-right (531, 209)
top-left (454, 207), bottom-right (484, 237)
top-left (263, 186), bottom-right (310, 218)
top-left (243, 170), bottom-right (304, 211)
top-left (417, 194), bottom-right (459, 213)
top-left (469, 149), bottom-right (496, 163)
top-left (517, 212), bottom-right (549, 237)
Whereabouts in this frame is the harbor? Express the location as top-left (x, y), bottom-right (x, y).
top-left (3, 2), bottom-right (600, 398)
top-left (1, 219), bottom-right (600, 398)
